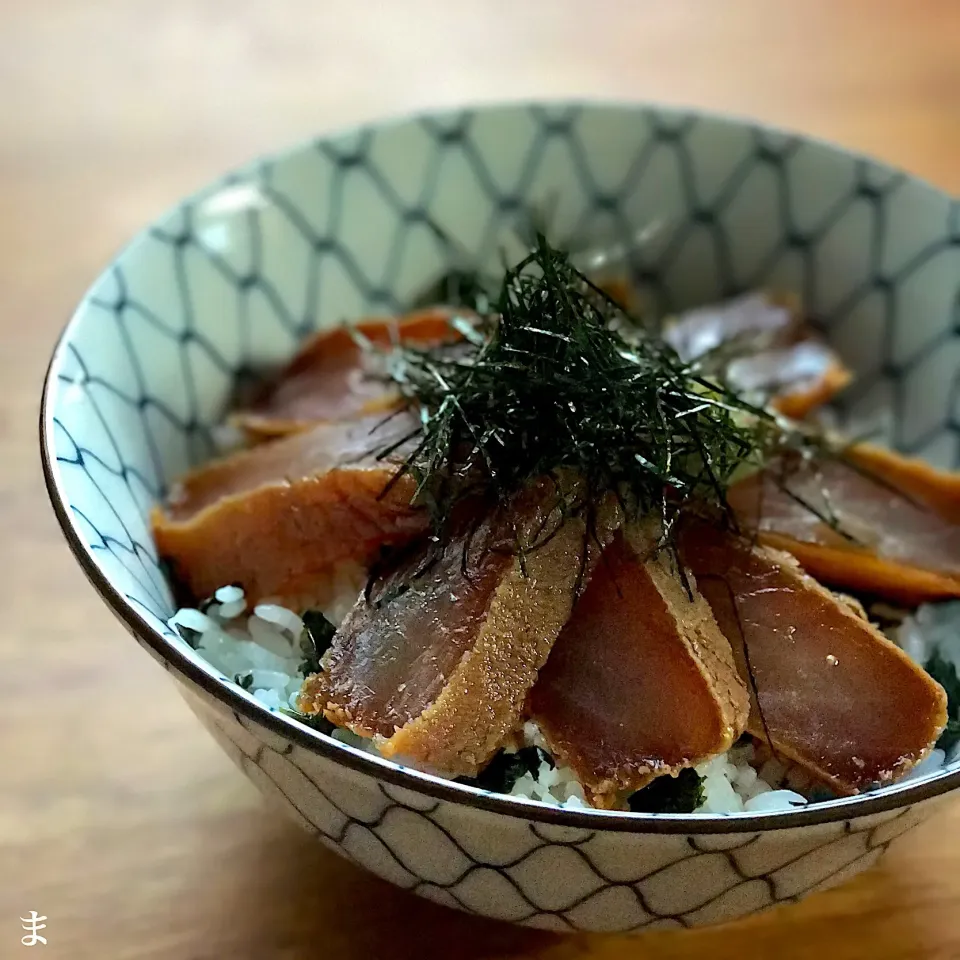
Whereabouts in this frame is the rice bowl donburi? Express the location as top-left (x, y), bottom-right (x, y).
top-left (153, 235), bottom-right (960, 818)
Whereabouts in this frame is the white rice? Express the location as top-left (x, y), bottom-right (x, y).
top-left (171, 581), bottom-right (960, 815)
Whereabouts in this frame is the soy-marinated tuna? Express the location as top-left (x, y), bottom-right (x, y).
top-left (848, 444), bottom-right (960, 524)
top-left (300, 480), bottom-right (605, 776)
top-left (152, 412), bottom-right (426, 609)
top-left (678, 519), bottom-right (947, 794)
top-left (235, 309), bottom-right (463, 438)
top-left (728, 452), bottom-right (960, 604)
top-left (664, 293), bottom-right (850, 418)
top-left (727, 341), bottom-right (852, 420)
top-left (663, 292), bottom-right (797, 362)
top-left (529, 524), bottom-right (749, 807)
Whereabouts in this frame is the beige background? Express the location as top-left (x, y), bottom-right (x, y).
top-left (4, 2), bottom-right (960, 958)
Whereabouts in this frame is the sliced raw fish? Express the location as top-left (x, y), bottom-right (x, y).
top-left (678, 518), bottom-right (947, 794)
top-left (152, 412), bottom-right (425, 609)
top-left (235, 309), bottom-right (463, 438)
top-left (301, 480), bottom-right (615, 776)
top-left (728, 451), bottom-right (960, 604)
top-left (529, 524), bottom-right (749, 808)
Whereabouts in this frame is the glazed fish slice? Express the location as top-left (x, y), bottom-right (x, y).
top-left (662, 292), bottom-right (799, 362)
top-left (678, 518), bottom-right (947, 795)
top-left (528, 523), bottom-right (749, 808)
top-left (728, 451), bottom-right (960, 605)
top-left (300, 480), bottom-right (609, 777)
top-left (846, 443), bottom-right (960, 524)
top-left (152, 412), bottom-right (426, 609)
top-left (234, 309), bottom-right (463, 439)
top-left (726, 341), bottom-right (852, 420)
top-left (663, 292), bottom-right (850, 419)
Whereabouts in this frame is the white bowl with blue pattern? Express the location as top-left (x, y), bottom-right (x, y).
top-left (41, 102), bottom-right (960, 932)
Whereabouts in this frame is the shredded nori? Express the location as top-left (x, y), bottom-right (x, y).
top-left (377, 234), bottom-right (795, 558)
top-left (627, 767), bottom-right (706, 813)
top-left (414, 269), bottom-right (496, 314)
top-left (456, 746), bottom-right (554, 793)
top-left (280, 706), bottom-right (336, 736)
top-left (173, 624), bottom-right (201, 650)
top-left (300, 609), bottom-right (337, 675)
top-left (235, 671), bottom-right (254, 691)
top-left (938, 720), bottom-right (960, 753)
top-left (925, 649), bottom-right (960, 752)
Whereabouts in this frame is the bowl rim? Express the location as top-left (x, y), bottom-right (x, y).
top-left (40, 96), bottom-right (960, 834)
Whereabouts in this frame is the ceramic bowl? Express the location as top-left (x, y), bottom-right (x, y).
top-left (42, 102), bottom-right (960, 933)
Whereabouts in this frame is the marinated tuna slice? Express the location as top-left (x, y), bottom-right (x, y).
top-left (847, 443), bottom-right (960, 524)
top-left (663, 292), bottom-right (797, 363)
top-left (235, 309), bottom-right (463, 438)
top-left (728, 453), bottom-right (960, 604)
top-left (299, 480), bottom-right (610, 776)
top-left (678, 519), bottom-right (947, 794)
top-left (152, 412), bottom-right (426, 608)
top-left (664, 293), bottom-right (849, 419)
top-left (528, 524), bottom-right (749, 808)
top-left (727, 341), bottom-right (852, 420)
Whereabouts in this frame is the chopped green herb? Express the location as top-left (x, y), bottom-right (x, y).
top-left (456, 746), bottom-right (554, 793)
top-left (280, 706), bottom-right (336, 736)
top-left (926, 649), bottom-right (960, 751)
top-left (300, 609), bottom-right (336, 675)
top-left (235, 671), bottom-right (254, 691)
top-left (627, 768), bottom-right (705, 813)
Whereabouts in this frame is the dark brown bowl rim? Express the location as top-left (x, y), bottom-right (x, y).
top-left (39, 98), bottom-right (960, 834)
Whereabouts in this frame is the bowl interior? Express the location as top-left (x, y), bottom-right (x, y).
top-left (43, 101), bottom-right (960, 819)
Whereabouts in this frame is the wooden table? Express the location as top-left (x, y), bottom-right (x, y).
top-left (4, 2), bottom-right (959, 957)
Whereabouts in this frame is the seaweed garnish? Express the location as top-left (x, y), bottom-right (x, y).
top-left (628, 767), bottom-right (705, 813)
top-left (925, 649), bottom-right (960, 752)
top-left (375, 233), bottom-right (795, 562)
top-left (172, 624), bottom-right (201, 650)
top-left (280, 707), bottom-right (336, 736)
top-left (300, 610), bottom-right (336, 675)
top-left (938, 720), bottom-right (960, 753)
top-left (413, 269), bottom-right (496, 314)
top-left (456, 746), bottom-right (554, 794)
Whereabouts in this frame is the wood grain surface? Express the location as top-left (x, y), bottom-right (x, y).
top-left (4, 2), bottom-right (960, 957)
